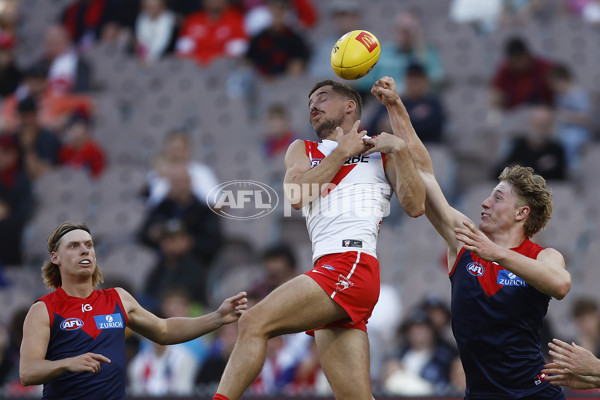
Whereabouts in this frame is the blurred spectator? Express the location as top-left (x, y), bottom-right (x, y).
top-left (58, 109), bottom-right (106, 178)
top-left (143, 220), bottom-right (210, 304)
top-left (308, 0), bottom-right (360, 80)
top-left (445, 356), bottom-right (467, 395)
top-left (60, 0), bottom-right (123, 50)
top-left (572, 297), bottom-right (600, 356)
top-left (548, 63), bottom-right (592, 173)
top-left (382, 311), bottom-right (456, 395)
top-left (368, 284), bottom-right (403, 388)
top-left (250, 243), bottom-right (297, 299)
top-left (176, 0), bottom-right (247, 65)
top-left (582, 0), bottom-right (600, 25)
top-left (245, 0), bottom-right (311, 78)
top-left (262, 103), bottom-right (297, 159)
top-left (140, 162), bottom-right (223, 266)
top-left (159, 288), bottom-right (210, 361)
top-left (0, 135), bottom-right (34, 265)
top-left (0, 31), bottom-right (22, 98)
top-left (37, 25), bottom-right (92, 94)
top-left (563, 0), bottom-right (591, 16)
top-left (420, 296), bottom-right (454, 348)
top-left (0, 64), bottom-right (93, 133)
top-left (382, 310), bottom-right (457, 395)
top-left (368, 63), bottom-right (445, 143)
top-left (14, 96), bottom-right (62, 180)
top-left (128, 288), bottom-right (209, 396)
top-left (145, 130), bottom-right (220, 208)
top-left (0, 0), bottom-right (18, 34)
top-left (449, 0), bottom-right (503, 33)
top-left (196, 319), bottom-right (238, 393)
top-left (355, 11), bottom-right (444, 97)
top-left (494, 105), bottom-right (567, 180)
top-left (133, 0), bottom-right (179, 65)
top-left (2, 307), bottom-right (41, 397)
top-left (128, 315), bottom-right (200, 396)
top-left (500, 0), bottom-right (557, 25)
top-left (241, 0), bottom-right (318, 36)
top-left (490, 37), bottom-right (554, 110)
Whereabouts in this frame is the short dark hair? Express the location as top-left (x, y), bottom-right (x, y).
top-left (17, 96), bottom-right (38, 113)
top-left (406, 63), bottom-right (426, 77)
top-left (309, 79), bottom-right (362, 118)
top-left (261, 244), bottom-right (296, 270)
top-left (505, 37), bottom-right (529, 58)
top-left (572, 297), bottom-right (599, 318)
top-left (549, 63), bottom-right (572, 82)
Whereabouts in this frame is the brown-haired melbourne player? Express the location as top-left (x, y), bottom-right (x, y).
top-left (212, 79), bottom-right (426, 400)
top-left (368, 76), bottom-right (571, 399)
top-left (19, 222), bottom-right (247, 400)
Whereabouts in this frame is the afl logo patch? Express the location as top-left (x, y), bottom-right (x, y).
top-left (60, 318), bottom-right (84, 331)
top-left (467, 262), bottom-right (485, 276)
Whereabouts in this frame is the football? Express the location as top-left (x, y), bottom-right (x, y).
top-left (331, 30), bottom-right (381, 80)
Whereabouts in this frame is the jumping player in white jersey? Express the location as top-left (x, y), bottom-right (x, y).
top-left (212, 80), bottom-right (425, 400)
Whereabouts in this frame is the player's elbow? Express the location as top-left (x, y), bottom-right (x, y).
top-left (20, 368), bottom-right (37, 386)
top-left (408, 204), bottom-right (425, 218)
top-left (553, 275), bottom-right (571, 300)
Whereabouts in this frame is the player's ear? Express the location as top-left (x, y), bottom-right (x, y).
top-left (515, 206), bottom-right (530, 221)
top-left (51, 252), bottom-right (59, 265)
top-left (346, 99), bottom-right (356, 115)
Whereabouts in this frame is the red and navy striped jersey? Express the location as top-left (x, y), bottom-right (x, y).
top-left (450, 239), bottom-right (564, 399)
top-left (37, 287), bottom-right (128, 400)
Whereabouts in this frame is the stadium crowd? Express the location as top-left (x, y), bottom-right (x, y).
top-left (0, 0), bottom-right (599, 397)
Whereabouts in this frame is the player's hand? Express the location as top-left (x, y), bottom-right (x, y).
top-left (216, 291), bottom-right (248, 325)
top-left (67, 353), bottom-right (111, 374)
top-left (334, 120), bottom-right (370, 158)
top-left (455, 220), bottom-right (502, 262)
top-left (371, 77), bottom-right (400, 107)
top-left (548, 338), bottom-right (600, 377)
top-left (363, 132), bottom-right (406, 155)
top-left (542, 362), bottom-right (600, 389)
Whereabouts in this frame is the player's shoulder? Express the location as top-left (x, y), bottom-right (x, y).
top-left (26, 301), bottom-right (49, 322)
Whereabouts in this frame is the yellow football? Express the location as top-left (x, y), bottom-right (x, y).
top-left (331, 30), bottom-right (381, 80)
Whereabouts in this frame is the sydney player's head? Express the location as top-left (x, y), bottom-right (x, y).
top-left (308, 80), bottom-right (362, 139)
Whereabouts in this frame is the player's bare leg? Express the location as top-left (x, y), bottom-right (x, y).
top-left (315, 327), bottom-right (375, 400)
top-left (215, 275), bottom-right (349, 400)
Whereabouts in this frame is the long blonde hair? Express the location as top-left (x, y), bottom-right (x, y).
top-left (41, 222), bottom-right (103, 289)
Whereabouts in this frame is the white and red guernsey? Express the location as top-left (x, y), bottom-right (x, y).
top-left (302, 139), bottom-right (392, 263)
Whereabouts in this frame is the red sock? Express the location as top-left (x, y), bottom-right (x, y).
top-left (213, 394), bottom-right (230, 400)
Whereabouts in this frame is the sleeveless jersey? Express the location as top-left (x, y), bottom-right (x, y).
top-left (450, 239), bottom-right (563, 399)
top-left (38, 287), bottom-right (129, 400)
top-left (303, 139), bottom-right (392, 263)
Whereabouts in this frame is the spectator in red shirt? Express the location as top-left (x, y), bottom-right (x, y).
top-left (245, 0), bottom-right (310, 77)
top-left (490, 37), bottom-right (554, 110)
top-left (175, 0), bottom-right (248, 65)
top-left (262, 103), bottom-right (296, 159)
top-left (58, 109), bottom-right (106, 178)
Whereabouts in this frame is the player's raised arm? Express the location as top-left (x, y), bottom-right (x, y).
top-left (20, 302), bottom-right (111, 385)
top-left (363, 133), bottom-right (425, 217)
top-left (117, 288), bottom-right (247, 345)
top-left (371, 76), bottom-right (468, 257)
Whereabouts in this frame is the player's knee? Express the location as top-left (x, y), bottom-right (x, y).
top-left (236, 307), bottom-right (268, 338)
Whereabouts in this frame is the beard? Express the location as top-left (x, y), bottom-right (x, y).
top-left (313, 113), bottom-right (345, 139)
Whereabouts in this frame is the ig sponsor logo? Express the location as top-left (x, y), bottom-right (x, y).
top-left (207, 180), bottom-right (279, 220)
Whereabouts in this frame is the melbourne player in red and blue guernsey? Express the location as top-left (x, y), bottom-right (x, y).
top-left (19, 222), bottom-right (248, 400)
top-left (370, 76), bottom-right (571, 399)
